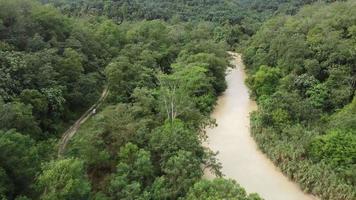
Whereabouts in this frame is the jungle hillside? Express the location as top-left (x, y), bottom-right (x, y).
top-left (0, 0), bottom-right (355, 200)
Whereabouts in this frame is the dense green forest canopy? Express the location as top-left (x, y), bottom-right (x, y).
top-left (0, 0), bottom-right (354, 200)
top-left (0, 0), bottom-right (262, 199)
top-left (40, 0), bottom-right (317, 23)
top-left (0, 0), bottom-right (113, 199)
top-left (39, 0), bottom-right (329, 49)
top-left (0, 0), bottom-right (110, 138)
top-left (244, 1), bottom-right (356, 199)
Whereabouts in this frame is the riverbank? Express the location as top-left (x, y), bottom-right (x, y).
top-left (205, 53), bottom-right (316, 200)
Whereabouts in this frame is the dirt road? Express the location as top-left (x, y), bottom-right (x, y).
top-left (58, 87), bottom-right (109, 157)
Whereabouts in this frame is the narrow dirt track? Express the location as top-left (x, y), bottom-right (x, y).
top-left (205, 53), bottom-right (317, 200)
top-left (58, 87), bottom-right (109, 157)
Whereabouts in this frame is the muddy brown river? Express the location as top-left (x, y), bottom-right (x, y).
top-left (205, 53), bottom-right (317, 200)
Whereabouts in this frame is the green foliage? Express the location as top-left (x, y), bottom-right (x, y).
top-left (68, 104), bottom-right (139, 170)
top-left (0, 130), bottom-right (40, 199)
top-left (158, 150), bottom-right (202, 199)
top-left (0, 1), bottom-right (116, 198)
top-left (37, 158), bottom-right (91, 200)
top-left (156, 69), bottom-right (207, 125)
top-left (0, 101), bottom-right (41, 139)
top-left (329, 96), bottom-right (356, 130)
top-left (250, 117), bottom-right (356, 200)
top-left (246, 65), bottom-right (281, 98)
top-left (1, 0), bottom-right (337, 199)
top-left (178, 52), bottom-right (228, 95)
top-left (0, 0), bottom-right (107, 137)
top-left (109, 143), bottom-right (153, 200)
top-left (58, 48), bottom-right (84, 83)
top-left (305, 83), bottom-right (328, 109)
top-left (0, 167), bottom-right (11, 199)
top-left (186, 178), bottom-right (262, 200)
top-left (14, 196), bottom-right (31, 200)
top-left (309, 130), bottom-right (356, 174)
top-left (41, 0), bottom-right (324, 49)
top-left (149, 120), bottom-right (203, 163)
top-left (245, 1), bottom-right (356, 199)
top-left (65, 12), bottom-right (230, 199)
top-left (19, 89), bottom-right (48, 118)
top-left (105, 56), bottom-right (144, 102)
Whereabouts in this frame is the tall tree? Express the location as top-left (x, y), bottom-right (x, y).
top-left (37, 158), bottom-right (91, 200)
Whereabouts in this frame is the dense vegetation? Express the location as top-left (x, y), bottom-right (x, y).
top-left (64, 19), bottom-right (264, 200)
top-left (40, 0), bottom-right (318, 23)
top-left (0, 0), bottom-right (110, 137)
top-left (0, 0), bottom-right (115, 199)
top-left (1, 0), bottom-right (354, 199)
top-left (39, 0), bottom-right (324, 49)
top-left (243, 1), bottom-right (356, 199)
top-left (0, 0), bottom-right (262, 199)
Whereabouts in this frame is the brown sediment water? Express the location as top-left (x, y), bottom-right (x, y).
top-left (205, 53), bottom-right (317, 200)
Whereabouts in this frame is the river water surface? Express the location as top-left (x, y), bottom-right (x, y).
top-left (205, 53), bottom-right (317, 200)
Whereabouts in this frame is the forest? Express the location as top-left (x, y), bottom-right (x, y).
top-left (0, 0), bottom-right (354, 200)
top-left (244, 1), bottom-right (356, 199)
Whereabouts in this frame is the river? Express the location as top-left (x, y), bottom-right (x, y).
top-left (205, 53), bottom-right (317, 200)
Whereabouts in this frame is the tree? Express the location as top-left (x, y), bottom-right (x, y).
top-left (101, 104), bottom-right (138, 151)
top-left (179, 53), bottom-right (228, 94)
top-left (0, 50), bottom-right (27, 100)
top-left (105, 56), bottom-right (143, 102)
top-left (157, 72), bottom-right (196, 123)
top-left (164, 150), bottom-right (202, 197)
top-left (67, 72), bottom-right (102, 110)
top-left (28, 33), bottom-right (48, 51)
top-left (186, 178), bottom-right (262, 200)
top-left (0, 101), bottom-right (41, 139)
top-left (0, 130), bottom-right (40, 198)
top-left (37, 158), bottom-right (91, 200)
top-left (41, 87), bottom-right (65, 119)
top-left (309, 130), bottom-right (356, 170)
top-left (109, 143), bottom-right (153, 200)
top-left (58, 48), bottom-right (84, 84)
top-left (305, 83), bottom-right (328, 110)
top-left (0, 167), bottom-right (12, 200)
top-left (67, 104), bottom-right (139, 179)
top-left (329, 96), bottom-right (356, 130)
top-left (157, 66), bottom-right (210, 125)
top-left (19, 89), bottom-right (48, 118)
top-left (243, 1), bottom-right (356, 198)
top-left (246, 65), bottom-right (281, 98)
top-left (149, 120), bottom-right (203, 163)
top-left (151, 151), bottom-right (202, 200)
